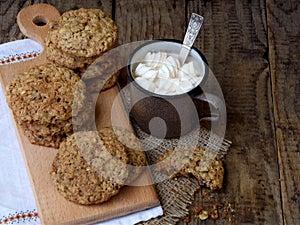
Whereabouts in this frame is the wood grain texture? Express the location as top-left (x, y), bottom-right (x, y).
top-left (115, 0), bottom-right (186, 43)
top-left (186, 0), bottom-right (283, 224)
top-left (267, 0), bottom-right (300, 224)
top-left (0, 0), bottom-right (30, 42)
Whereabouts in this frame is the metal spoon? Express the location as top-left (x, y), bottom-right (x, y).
top-left (178, 13), bottom-right (204, 65)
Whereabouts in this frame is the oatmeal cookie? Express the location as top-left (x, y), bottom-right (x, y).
top-left (6, 63), bottom-right (86, 124)
top-left (22, 120), bottom-right (72, 138)
top-left (47, 8), bottom-right (118, 58)
top-left (46, 39), bottom-right (98, 69)
top-left (50, 131), bottom-right (129, 205)
top-left (23, 126), bottom-right (67, 148)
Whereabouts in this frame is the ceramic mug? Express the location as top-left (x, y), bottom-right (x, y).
top-left (127, 39), bottom-right (222, 138)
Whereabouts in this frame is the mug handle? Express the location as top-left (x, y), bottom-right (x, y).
top-left (193, 92), bottom-right (226, 122)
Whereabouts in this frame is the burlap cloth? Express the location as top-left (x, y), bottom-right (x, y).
top-left (120, 88), bottom-right (231, 225)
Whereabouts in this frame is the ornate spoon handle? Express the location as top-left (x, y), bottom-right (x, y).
top-left (179, 13), bottom-right (204, 64)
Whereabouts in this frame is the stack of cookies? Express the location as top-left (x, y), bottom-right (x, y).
top-left (45, 8), bottom-right (119, 91)
top-left (6, 63), bottom-right (90, 148)
top-left (50, 127), bottom-right (147, 205)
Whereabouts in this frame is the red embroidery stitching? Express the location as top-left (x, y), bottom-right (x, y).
top-left (0, 210), bottom-right (39, 224)
top-left (0, 51), bottom-right (40, 65)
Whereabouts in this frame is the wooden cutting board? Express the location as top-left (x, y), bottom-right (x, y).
top-left (0, 3), bottom-right (160, 225)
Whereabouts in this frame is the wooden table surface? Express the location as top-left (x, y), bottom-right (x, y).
top-left (1, 1), bottom-right (299, 224)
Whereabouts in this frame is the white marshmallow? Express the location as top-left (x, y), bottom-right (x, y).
top-left (158, 63), bottom-right (171, 79)
top-left (135, 77), bottom-right (156, 92)
top-left (168, 78), bottom-right (180, 92)
top-left (135, 63), bottom-right (151, 76)
top-left (180, 79), bottom-right (193, 92)
top-left (166, 55), bottom-right (180, 69)
top-left (151, 52), bottom-right (162, 68)
top-left (144, 52), bottom-right (155, 67)
top-left (180, 62), bottom-right (192, 76)
top-left (143, 69), bottom-right (158, 81)
top-left (156, 78), bottom-right (173, 91)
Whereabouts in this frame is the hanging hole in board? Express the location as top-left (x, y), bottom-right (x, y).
top-left (32, 15), bottom-right (48, 26)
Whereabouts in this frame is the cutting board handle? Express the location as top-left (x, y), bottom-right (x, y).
top-left (0, 4), bottom-right (61, 85)
top-left (17, 3), bottom-right (60, 45)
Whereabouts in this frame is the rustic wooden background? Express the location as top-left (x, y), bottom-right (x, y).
top-left (1, 0), bottom-right (299, 224)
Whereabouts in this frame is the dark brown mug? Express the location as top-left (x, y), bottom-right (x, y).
top-left (127, 39), bottom-right (222, 138)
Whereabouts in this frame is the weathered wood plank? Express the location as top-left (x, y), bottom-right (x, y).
top-left (115, 0), bottom-right (185, 43)
top-left (0, 0), bottom-right (30, 42)
top-left (186, 0), bottom-right (283, 224)
top-left (267, 0), bottom-right (300, 224)
top-left (0, 0), bottom-right (112, 43)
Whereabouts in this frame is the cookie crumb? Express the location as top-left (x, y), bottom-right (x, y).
top-left (198, 210), bottom-right (209, 220)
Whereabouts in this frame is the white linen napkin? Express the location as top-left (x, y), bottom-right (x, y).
top-left (0, 39), bottom-right (163, 225)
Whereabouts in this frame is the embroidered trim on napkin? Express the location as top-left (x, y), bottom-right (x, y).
top-left (0, 39), bottom-right (43, 65)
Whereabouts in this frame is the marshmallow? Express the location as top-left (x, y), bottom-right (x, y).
top-left (135, 77), bottom-right (156, 92)
top-left (156, 78), bottom-right (173, 91)
top-left (135, 63), bottom-right (151, 76)
top-left (158, 63), bottom-right (171, 79)
top-left (166, 55), bottom-right (181, 69)
top-left (144, 52), bottom-right (155, 67)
